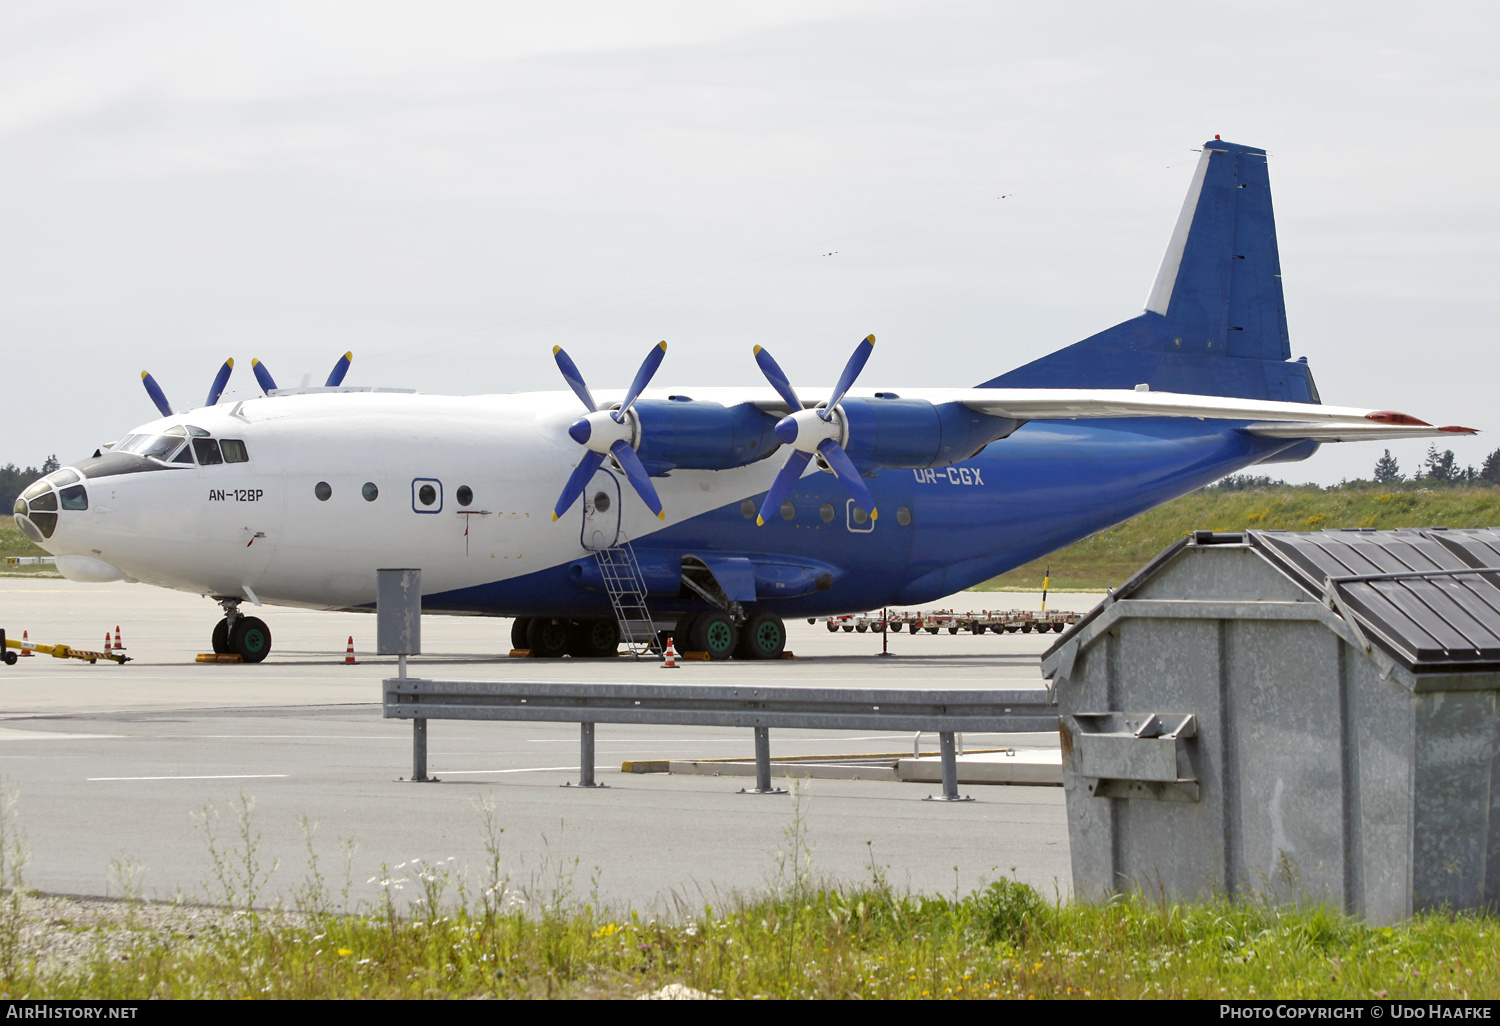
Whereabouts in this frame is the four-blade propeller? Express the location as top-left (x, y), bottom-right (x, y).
top-left (551, 342), bottom-right (668, 522)
top-left (249, 352), bottom-right (354, 395)
top-left (140, 359), bottom-right (235, 417)
top-left (751, 334), bottom-right (878, 527)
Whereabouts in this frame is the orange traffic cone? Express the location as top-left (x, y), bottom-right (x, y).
top-left (104, 632), bottom-right (112, 654)
top-left (114, 626), bottom-right (124, 651)
top-left (19, 631), bottom-right (31, 656)
top-left (662, 636), bottom-right (678, 669)
top-left (344, 636), bottom-right (356, 665)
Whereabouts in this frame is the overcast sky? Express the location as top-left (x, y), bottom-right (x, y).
top-left (2, 1), bottom-right (1495, 484)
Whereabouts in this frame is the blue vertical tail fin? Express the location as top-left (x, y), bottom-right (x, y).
top-left (984, 138), bottom-right (1320, 404)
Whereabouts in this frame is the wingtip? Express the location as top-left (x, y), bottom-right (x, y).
top-left (1440, 425), bottom-right (1480, 434)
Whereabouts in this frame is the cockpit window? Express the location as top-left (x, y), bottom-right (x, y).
top-left (45, 469), bottom-right (80, 487)
top-left (220, 439), bottom-right (249, 463)
top-left (27, 490), bottom-right (57, 512)
top-left (117, 434), bottom-right (182, 460)
top-left (185, 425), bottom-right (210, 437)
top-left (21, 480), bottom-right (51, 501)
top-left (59, 485), bottom-right (87, 510)
top-left (171, 444), bottom-right (195, 464)
top-left (163, 425), bottom-right (187, 436)
top-left (193, 438), bottom-right (223, 465)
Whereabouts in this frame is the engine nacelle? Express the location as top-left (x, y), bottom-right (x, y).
top-left (839, 397), bottom-right (1020, 470)
top-left (632, 398), bottom-right (781, 474)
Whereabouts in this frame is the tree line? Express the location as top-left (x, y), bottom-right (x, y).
top-left (0, 456), bottom-right (60, 514)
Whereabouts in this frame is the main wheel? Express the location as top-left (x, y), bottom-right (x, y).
top-left (510, 616), bottom-right (532, 650)
top-left (736, 612), bottom-right (786, 660)
top-left (690, 611), bottom-right (738, 660)
top-left (211, 618), bottom-right (231, 655)
top-left (668, 614), bottom-right (698, 653)
top-left (525, 618), bottom-right (568, 658)
top-left (567, 618), bottom-right (620, 658)
top-left (231, 616), bottom-right (272, 663)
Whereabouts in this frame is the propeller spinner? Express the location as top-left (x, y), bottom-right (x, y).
top-left (551, 342), bottom-right (669, 522)
top-left (751, 335), bottom-right (878, 526)
top-left (140, 358), bottom-right (235, 417)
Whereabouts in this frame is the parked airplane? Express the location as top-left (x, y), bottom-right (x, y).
top-left (11, 139), bottom-right (1475, 663)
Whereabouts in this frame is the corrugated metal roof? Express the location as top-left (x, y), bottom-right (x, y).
top-left (1250, 528), bottom-right (1500, 673)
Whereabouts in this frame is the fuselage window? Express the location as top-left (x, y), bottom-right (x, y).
top-left (896, 506), bottom-right (913, 526)
top-left (819, 503), bottom-right (835, 523)
top-left (851, 505), bottom-right (870, 525)
top-left (740, 498), bottom-right (755, 519)
top-left (362, 482), bottom-right (379, 502)
top-left (315, 482), bottom-right (331, 501)
top-left (456, 486), bottom-right (473, 507)
top-left (220, 439), bottom-right (249, 463)
top-left (779, 500), bottom-right (796, 521)
top-left (193, 439), bottom-right (224, 465)
top-left (592, 491), bottom-right (610, 513)
top-left (418, 484), bottom-right (437, 506)
top-left (59, 485), bottom-right (88, 511)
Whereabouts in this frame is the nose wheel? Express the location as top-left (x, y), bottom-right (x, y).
top-left (211, 600), bottom-right (273, 663)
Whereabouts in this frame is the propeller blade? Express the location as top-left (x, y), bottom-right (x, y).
top-left (325, 351), bottom-right (353, 387)
top-left (251, 359), bottom-right (278, 394)
top-left (617, 341), bottom-right (667, 420)
top-left (755, 450), bottom-right (813, 526)
top-left (552, 346), bottom-right (597, 413)
top-left (753, 345), bottom-right (802, 413)
top-left (141, 372), bottom-right (172, 418)
top-left (824, 334), bottom-right (875, 417)
top-left (817, 439), bottom-right (878, 521)
top-left (611, 440), bottom-right (666, 520)
top-left (551, 450), bottom-right (607, 521)
top-left (205, 359), bottom-right (234, 407)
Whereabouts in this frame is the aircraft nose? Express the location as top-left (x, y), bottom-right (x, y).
top-left (11, 472), bottom-right (90, 548)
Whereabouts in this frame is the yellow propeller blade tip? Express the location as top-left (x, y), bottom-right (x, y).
top-left (657, 340), bottom-right (667, 351)
top-left (139, 371), bottom-right (148, 380)
top-left (343, 351), bottom-right (353, 360)
top-left (870, 509), bottom-right (879, 520)
top-left (657, 510), bottom-right (666, 520)
top-left (753, 344), bottom-right (763, 354)
top-left (755, 516), bottom-right (765, 526)
top-left (251, 358), bottom-right (260, 367)
top-left (865, 334), bottom-right (876, 344)
top-left (225, 358), bottom-right (234, 368)
top-left (552, 345), bottom-right (562, 355)
top-left (550, 512), bottom-right (559, 522)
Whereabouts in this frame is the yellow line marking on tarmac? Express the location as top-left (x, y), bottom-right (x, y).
top-left (87, 773), bottom-right (290, 781)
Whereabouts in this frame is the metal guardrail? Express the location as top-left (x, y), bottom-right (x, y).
top-left (382, 678), bottom-right (1059, 801)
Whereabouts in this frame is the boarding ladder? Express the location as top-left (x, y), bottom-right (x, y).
top-left (592, 534), bottom-right (660, 658)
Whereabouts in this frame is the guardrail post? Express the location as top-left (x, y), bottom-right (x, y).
top-left (923, 731), bottom-right (974, 802)
top-left (739, 726), bottom-right (788, 795)
top-left (412, 718), bottom-right (428, 782)
top-left (566, 722), bottom-right (607, 789)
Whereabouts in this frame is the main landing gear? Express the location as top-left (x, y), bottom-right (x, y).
top-left (211, 597), bottom-right (273, 663)
top-left (511, 612), bottom-right (787, 660)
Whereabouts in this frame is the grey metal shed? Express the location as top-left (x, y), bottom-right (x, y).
top-left (1040, 527), bottom-right (1500, 922)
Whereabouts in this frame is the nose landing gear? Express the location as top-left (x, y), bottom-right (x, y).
top-left (211, 598), bottom-right (273, 663)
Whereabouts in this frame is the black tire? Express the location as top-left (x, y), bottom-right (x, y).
top-left (1053, 621), bottom-right (1066, 633)
top-left (826, 621), bottom-right (838, 633)
top-left (841, 625), bottom-right (854, 633)
top-left (947, 626), bottom-right (959, 635)
top-left (926, 627), bottom-right (939, 635)
top-left (970, 622), bottom-right (986, 635)
top-left (855, 624), bottom-right (868, 634)
top-left (212, 618), bottom-right (230, 655)
top-left (510, 617), bottom-right (532, 650)
top-left (690, 611), bottom-right (738, 660)
top-left (668, 615), bottom-right (698, 653)
top-left (889, 622), bottom-right (903, 633)
top-left (526, 618), bottom-right (568, 658)
top-left (231, 616), bottom-right (272, 663)
top-left (3, 651), bottom-right (16, 666)
top-left (1021, 623), bottom-right (1033, 633)
top-left (567, 618), bottom-right (620, 658)
top-left (736, 612), bottom-right (786, 660)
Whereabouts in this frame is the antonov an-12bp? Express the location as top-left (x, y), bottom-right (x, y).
top-left (12, 139), bottom-right (1475, 662)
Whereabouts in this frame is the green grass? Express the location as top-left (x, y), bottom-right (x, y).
top-left (0, 518), bottom-right (57, 578)
top-left (979, 483), bottom-right (1500, 593)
